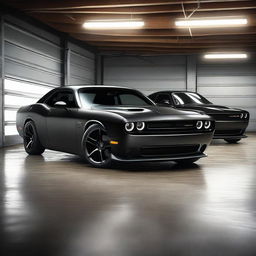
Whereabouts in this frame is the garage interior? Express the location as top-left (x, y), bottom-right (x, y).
top-left (0, 1), bottom-right (256, 255)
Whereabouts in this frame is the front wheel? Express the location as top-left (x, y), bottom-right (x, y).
top-left (23, 121), bottom-right (45, 155)
top-left (224, 138), bottom-right (241, 144)
top-left (175, 158), bottom-right (200, 165)
top-left (82, 124), bottom-right (112, 168)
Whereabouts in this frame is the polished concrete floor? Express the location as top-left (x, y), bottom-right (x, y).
top-left (1, 134), bottom-right (256, 256)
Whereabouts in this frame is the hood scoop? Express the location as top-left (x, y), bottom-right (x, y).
top-left (126, 108), bottom-right (145, 112)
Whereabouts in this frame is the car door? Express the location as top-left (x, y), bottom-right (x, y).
top-left (45, 89), bottom-right (79, 153)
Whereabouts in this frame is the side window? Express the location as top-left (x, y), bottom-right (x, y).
top-left (149, 93), bottom-right (157, 101)
top-left (155, 93), bottom-right (171, 105)
top-left (172, 94), bottom-right (181, 105)
top-left (46, 91), bottom-right (77, 108)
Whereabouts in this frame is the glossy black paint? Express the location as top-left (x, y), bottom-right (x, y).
top-left (149, 91), bottom-right (249, 140)
top-left (16, 86), bottom-right (214, 163)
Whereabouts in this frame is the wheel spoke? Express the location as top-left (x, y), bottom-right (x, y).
top-left (88, 148), bottom-right (99, 157)
top-left (86, 136), bottom-right (98, 146)
top-left (26, 139), bottom-right (33, 149)
top-left (99, 150), bottom-right (104, 162)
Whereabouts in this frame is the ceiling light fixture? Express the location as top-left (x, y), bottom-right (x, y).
top-left (175, 17), bottom-right (248, 28)
top-left (204, 53), bottom-right (248, 59)
top-left (83, 20), bottom-right (145, 30)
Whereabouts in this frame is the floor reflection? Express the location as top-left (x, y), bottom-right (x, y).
top-left (0, 134), bottom-right (256, 256)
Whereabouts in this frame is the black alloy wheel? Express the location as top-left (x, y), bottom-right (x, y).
top-left (83, 124), bottom-right (111, 168)
top-left (23, 121), bottom-right (45, 155)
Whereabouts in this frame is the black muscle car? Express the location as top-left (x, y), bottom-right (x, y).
top-left (149, 91), bottom-right (249, 143)
top-left (16, 86), bottom-right (215, 168)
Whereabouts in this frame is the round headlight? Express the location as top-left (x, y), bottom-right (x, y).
top-left (196, 121), bottom-right (203, 130)
top-left (125, 122), bottom-right (135, 132)
top-left (240, 113), bottom-right (244, 119)
top-left (244, 113), bottom-right (248, 119)
top-left (204, 120), bottom-right (211, 129)
top-left (136, 122), bottom-right (145, 131)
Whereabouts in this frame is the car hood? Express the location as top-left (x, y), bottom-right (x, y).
top-left (178, 104), bottom-right (243, 114)
top-left (91, 105), bottom-right (210, 122)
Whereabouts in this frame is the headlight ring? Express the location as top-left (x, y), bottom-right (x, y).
top-left (125, 122), bottom-right (135, 132)
top-left (196, 121), bottom-right (203, 130)
top-left (204, 120), bottom-right (211, 129)
top-left (136, 122), bottom-right (145, 131)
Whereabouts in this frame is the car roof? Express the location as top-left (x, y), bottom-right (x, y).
top-left (150, 90), bottom-right (197, 94)
top-left (61, 85), bottom-right (134, 90)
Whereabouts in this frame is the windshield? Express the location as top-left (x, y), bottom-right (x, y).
top-left (172, 92), bottom-right (212, 105)
top-left (78, 88), bottom-right (153, 108)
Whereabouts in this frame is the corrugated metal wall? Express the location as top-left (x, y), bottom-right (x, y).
top-left (197, 58), bottom-right (256, 131)
top-left (0, 15), bottom-right (3, 147)
top-left (4, 19), bottom-right (63, 86)
top-left (68, 42), bottom-right (95, 85)
top-left (104, 56), bottom-right (187, 95)
top-left (3, 16), bottom-right (63, 145)
top-left (1, 14), bottom-right (96, 146)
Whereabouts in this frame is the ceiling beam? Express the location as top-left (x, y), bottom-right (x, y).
top-left (25, 1), bottom-right (256, 15)
top-left (31, 9), bottom-right (256, 25)
top-left (97, 45), bottom-right (256, 54)
top-left (7, 0), bottom-right (252, 10)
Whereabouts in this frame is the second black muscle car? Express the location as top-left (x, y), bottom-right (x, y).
top-left (149, 91), bottom-right (249, 143)
top-left (16, 86), bottom-right (215, 168)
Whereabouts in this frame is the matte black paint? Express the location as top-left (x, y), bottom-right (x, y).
top-left (16, 86), bottom-right (214, 163)
top-left (149, 91), bottom-right (249, 140)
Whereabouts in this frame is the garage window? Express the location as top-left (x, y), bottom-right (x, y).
top-left (4, 78), bottom-right (53, 136)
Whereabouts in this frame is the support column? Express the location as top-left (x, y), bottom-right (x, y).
top-left (186, 55), bottom-right (197, 92)
top-left (0, 15), bottom-right (4, 147)
top-left (95, 53), bottom-right (104, 85)
top-left (63, 39), bottom-right (70, 86)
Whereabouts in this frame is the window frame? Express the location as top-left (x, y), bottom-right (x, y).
top-left (44, 89), bottom-right (79, 108)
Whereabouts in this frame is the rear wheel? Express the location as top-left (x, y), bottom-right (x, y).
top-left (82, 124), bottom-right (111, 168)
top-left (23, 121), bottom-right (45, 155)
top-left (175, 158), bottom-right (200, 165)
top-left (224, 138), bottom-right (241, 144)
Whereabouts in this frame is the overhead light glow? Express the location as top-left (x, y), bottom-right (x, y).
top-left (83, 20), bottom-right (144, 30)
top-left (175, 17), bottom-right (247, 28)
top-left (204, 53), bottom-right (248, 59)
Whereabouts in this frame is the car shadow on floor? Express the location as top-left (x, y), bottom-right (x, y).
top-left (24, 154), bottom-right (202, 173)
top-left (210, 139), bottom-right (244, 147)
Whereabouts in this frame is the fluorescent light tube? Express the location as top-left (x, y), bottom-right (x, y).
top-left (83, 20), bottom-right (144, 30)
top-left (175, 18), bottom-right (247, 28)
top-left (204, 53), bottom-right (248, 59)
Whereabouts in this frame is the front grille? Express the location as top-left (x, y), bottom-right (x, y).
top-left (146, 121), bottom-right (197, 134)
top-left (215, 129), bottom-right (242, 136)
top-left (140, 144), bottom-right (200, 157)
top-left (211, 113), bottom-right (241, 121)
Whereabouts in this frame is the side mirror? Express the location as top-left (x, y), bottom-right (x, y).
top-left (54, 101), bottom-right (67, 107)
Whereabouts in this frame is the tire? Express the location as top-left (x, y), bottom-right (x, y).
top-left (23, 121), bottom-right (45, 155)
top-left (82, 124), bottom-right (112, 168)
top-left (175, 158), bottom-right (200, 165)
top-left (224, 138), bottom-right (241, 144)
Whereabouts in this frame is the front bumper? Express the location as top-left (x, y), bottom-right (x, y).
top-left (214, 120), bottom-right (249, 139)
top-left (111, 152), bottom-right (207, 162)
top-left (111, 132), bottom-right (213, 162)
